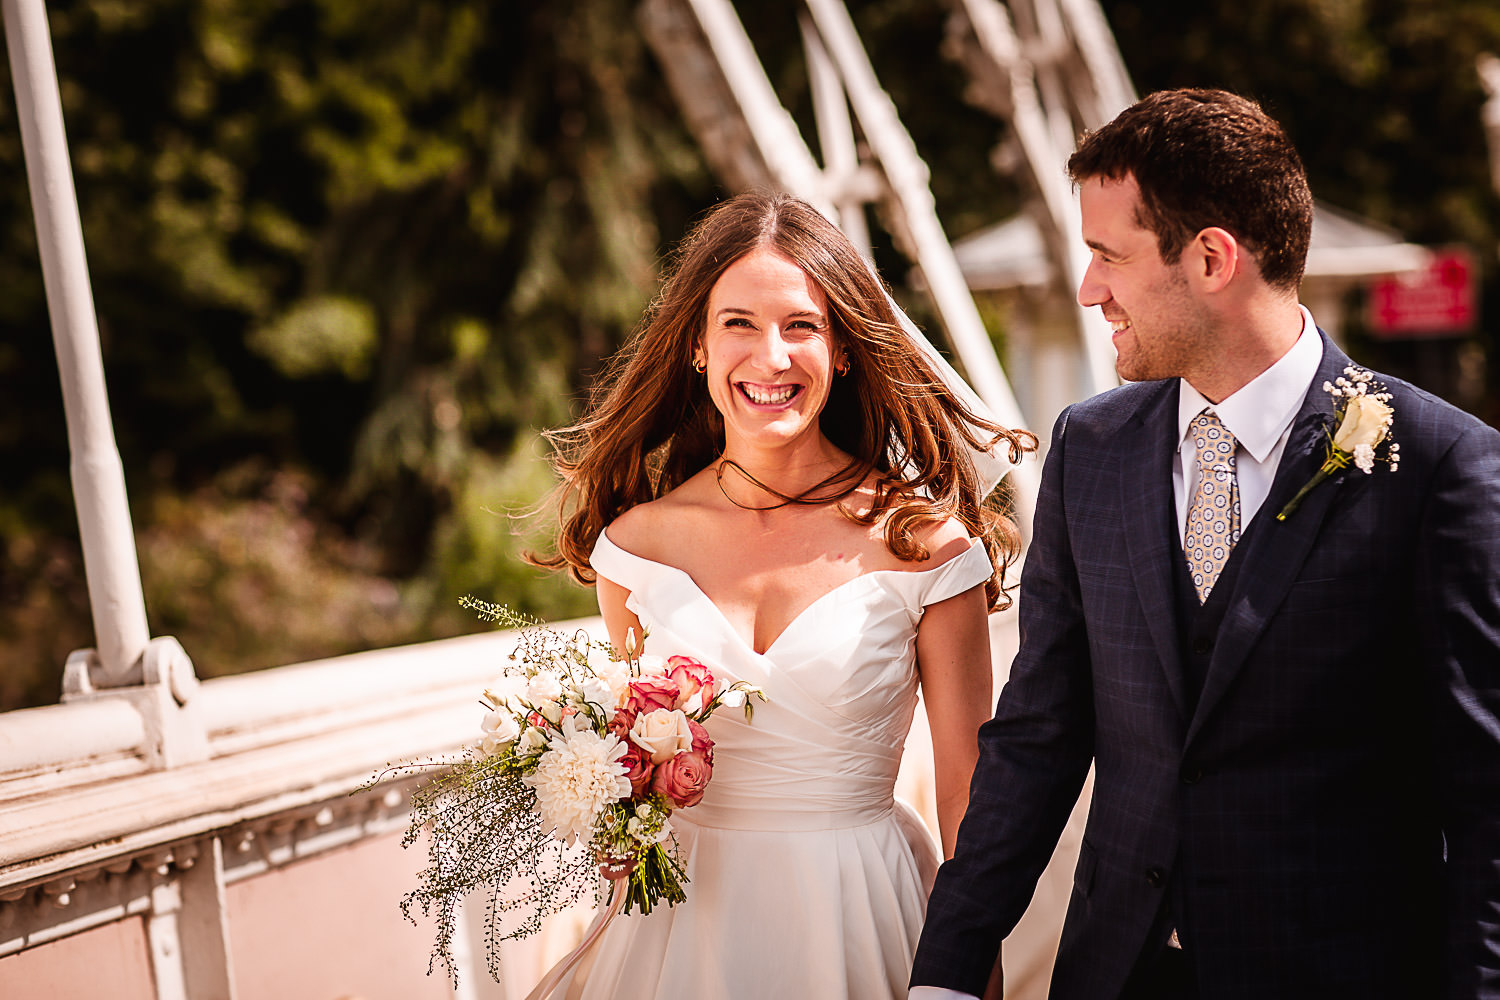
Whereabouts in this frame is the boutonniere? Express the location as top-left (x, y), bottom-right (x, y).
top-left (1277, 366), bottom-right (1399, 521)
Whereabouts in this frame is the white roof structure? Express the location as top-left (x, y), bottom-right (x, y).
top-left (950, 203), bottom-right (1430, 292)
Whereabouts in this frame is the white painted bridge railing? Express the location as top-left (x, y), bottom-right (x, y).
top-left (0, 608), bottom-right (1083, 1000)
top-left (0, 623), bottom-right (591, 1000)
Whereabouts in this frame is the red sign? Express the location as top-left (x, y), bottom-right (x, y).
top-left (1367, 247), bottom-right (1477, 339)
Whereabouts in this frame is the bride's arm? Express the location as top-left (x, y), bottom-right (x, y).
top-left (595, 574), bottom-right (645, 658)
top-left (916, 583), bottom-right (994, 860)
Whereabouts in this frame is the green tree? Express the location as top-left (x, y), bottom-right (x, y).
top-left (4, 0), bottom-right (1497, 712)
top-left (0, 0), bottom-right (713, 707)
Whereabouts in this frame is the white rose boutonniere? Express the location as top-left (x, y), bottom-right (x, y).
top-left (1277, 366), bottom-right (1399, 521)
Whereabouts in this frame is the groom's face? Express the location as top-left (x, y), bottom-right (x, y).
top-left (1077, 175), bottom-right (1211, 384)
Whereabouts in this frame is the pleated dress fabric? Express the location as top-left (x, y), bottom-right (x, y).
top-left (559, 528), bottom-right (992, 1000)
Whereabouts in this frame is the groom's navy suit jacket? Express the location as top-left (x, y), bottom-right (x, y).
top-left (913, 334), bottom-right (1500, 999)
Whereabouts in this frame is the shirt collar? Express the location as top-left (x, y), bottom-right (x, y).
top-left (1177, 305), bottom-right (1324, 462)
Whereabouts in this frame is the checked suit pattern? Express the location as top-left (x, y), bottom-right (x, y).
top-left (1184, 409), bottom-right (1241, 601)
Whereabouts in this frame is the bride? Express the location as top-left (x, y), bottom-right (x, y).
top-left (536, 191), bottom-right (1033, 999)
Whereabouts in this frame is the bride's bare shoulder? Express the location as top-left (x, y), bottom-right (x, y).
top-left (915, 516), bottom-right (976, 566)
top-left (604, 472), bottom-right (718, 562)
top-left (848, 480), bottom-right (975, 568)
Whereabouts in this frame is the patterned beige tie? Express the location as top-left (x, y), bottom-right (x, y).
top-left (1184, 409), bottom-right (1242, 602)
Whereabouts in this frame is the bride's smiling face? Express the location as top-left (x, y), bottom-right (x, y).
top-left (697, 248), bottom-right (840, 455)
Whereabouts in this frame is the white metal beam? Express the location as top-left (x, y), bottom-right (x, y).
top-left (800, 12), bottom-right (871, 258)
top-left (954, 0), bottom-right (1120, 398)
top-left (799, 0), bottom-right (1038, 522)
top-left (2, 0), bottom-right (150, 687)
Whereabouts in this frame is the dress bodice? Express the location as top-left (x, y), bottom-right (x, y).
top-left (560, 529), bottom-right (993, 1000)
top-left (589, 529), bottom-right (993, 832)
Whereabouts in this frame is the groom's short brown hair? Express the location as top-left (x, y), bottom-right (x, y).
top-left (1067, 88), bottom-right (1313, 292)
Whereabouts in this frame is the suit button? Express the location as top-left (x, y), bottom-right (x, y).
top-left (1182, 765), bottom-right (1203, 785)
top-left (1191, 636), bottom-right (1213, 655)
top-left (1145, 867), bottom-right (1166, 889)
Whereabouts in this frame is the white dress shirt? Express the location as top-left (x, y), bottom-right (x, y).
top-left (908, 308), bottom-right (1323, 1000)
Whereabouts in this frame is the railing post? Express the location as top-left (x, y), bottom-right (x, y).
top-left (2, 0), bottom-right (151, 687)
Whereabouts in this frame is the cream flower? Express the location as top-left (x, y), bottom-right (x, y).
top-left (522, 728), bottom-right (631, 845)
top-left (592, 657), bottom-right (634, 706)
top-left (636, 654), bottom-right (669, 677)
top-left (1332, 394), bottom-right (1393, 460)
top-left (478, 709), bottom-right (521, 755)
top-left (526, 672), bottom-right (563, 705)
top-left (518, 726), bottom-right (548, 755)
top-left (573, 676), bottom-right (615, 717)
top-left (629, 708), bottom-right (694, 764)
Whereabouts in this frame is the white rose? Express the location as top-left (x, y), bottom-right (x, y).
top-left (629, 708), bottom-right (694, 764)
top-left (480, 708), bottom-right (520, 744)
top-left (526, 672), bottom-right (563, 705)
top-left (538, 700), bottom-right (564, 725)
top-left (518, 726), bottom-right (548, 755)
top-left (576, 676), bottom-right (613, 712)
top-left (592, 658), bottom-right (633, 706)
top-left (718, 689), bottom-right (746, 709)
top-left (636, 654), bottom-right (668, 677)
top-left (1333, 394), bottom-right (1392, 454)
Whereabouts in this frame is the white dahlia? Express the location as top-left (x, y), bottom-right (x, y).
top-left (523, 728), bottom-right (631, 844)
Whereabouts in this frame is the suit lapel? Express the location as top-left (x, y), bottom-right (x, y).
top-left (1186, 334), bottom-right (1353, 746)
top-left (1120, 381), bottom-right (1190, 719)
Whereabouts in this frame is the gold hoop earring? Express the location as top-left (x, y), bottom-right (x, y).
top-left (835, 356), bottom-right (851, 376)
top-left (692, 357), bottom-right (706, 374)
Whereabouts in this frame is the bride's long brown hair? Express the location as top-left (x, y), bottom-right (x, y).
top-left (532, 191), bottom-right (1036, 610)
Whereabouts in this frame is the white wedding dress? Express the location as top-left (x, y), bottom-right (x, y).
top-left (559, 528), bottom-right (993, 1000)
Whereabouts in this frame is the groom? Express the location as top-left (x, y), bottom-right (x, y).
top-left (911, 89), bottom-right (1500, 999)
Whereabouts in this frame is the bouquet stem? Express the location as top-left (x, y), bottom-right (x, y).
top-left (623, 842), bottom-right (688, 916)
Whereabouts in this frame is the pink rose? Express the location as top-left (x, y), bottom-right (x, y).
top-left (651, 747), bottom-right (713, 808)
top-left (687, 718), bottom-right (714, 764)
top-left (607, 707), bottom-right (636, 742)
top-left (667, 656), bottom-right (716, 710)
top-left (621, 676), bottom-right (680, 715)
top-left (617, 741), bottom-right (654, 797)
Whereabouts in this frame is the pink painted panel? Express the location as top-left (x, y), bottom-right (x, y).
top-left (227, 831), bottom-right (451, 1000)
top-left (0, 917), bottom-right (156, 1000)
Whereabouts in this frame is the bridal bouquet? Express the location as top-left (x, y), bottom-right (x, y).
top-left (398, 599), bottom-right (763, 985)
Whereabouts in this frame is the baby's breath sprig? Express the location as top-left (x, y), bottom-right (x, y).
top-left (399, 747), bottom-right (601, 987)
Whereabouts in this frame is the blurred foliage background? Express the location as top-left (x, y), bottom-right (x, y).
top-left (3, 0), bottom-right (1498, 711)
